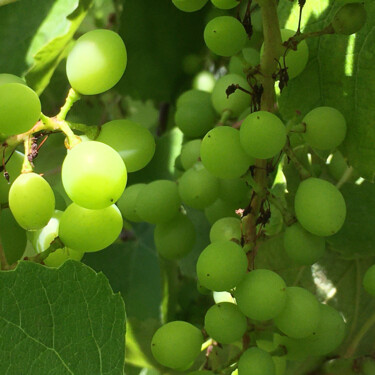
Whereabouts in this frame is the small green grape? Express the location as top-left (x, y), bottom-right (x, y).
top-left (176, 89), bottom-right (211, 108)
top-left (294, 177), bottom-right (346, 236)
top-left (238, 347), bottom-right (275, 375)
top-left (219, 177), bottom-right (251, 206)
top-left (242, 47), bottom-right (260, 66)
top-left (180, 139), bottom-right (201, 170)
top-left (204, 198), bottom-right (239, 224)
top-left (204, 302), bottom-right (247, 344)
top-left (197, 240), bottom-right (247, 291)
top-left (240, 111), bottom-right (287, 159)
top-left (283, 223), bottom-right (326, 265)
top-left (44, 247), bottom-right (84, 268)
top-left (154, 213), bottom-right (196, 260)
top-left (229, 55), bottom-right (246, 77)
top-left (0, 150), bottom-right (23, 204)
top-left (363, 264), bottom-right (375, 296)
top-left (151, 321), bottom-right (203, 369)
top-left (117, 183), bottom-right (146, 222)
top-left (66, 29), bottom-right (127, 95)
top-left (0, 73), bottom-right (26, 86)
top-left (211, 0), bottom-right (239, 9)
top-left (332, 3), bottom-right (367, 35)
top-left (234, 269), bottom-right (287, 321)
top-left (302, 107), bottom-right (347, 150)
top-left (172, 0), bottom-right (208, 12)
top-left (210, 217), bottom-right (241, 243)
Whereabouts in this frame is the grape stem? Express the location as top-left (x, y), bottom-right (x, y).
top-left (21, 136), bottom-right (34, 173)
top-left (283, 139), bottom-right (311, 180)
top-left (336, 166), bottom-right (354, 189)
top-left (57, 88), bottom-right (81, 121)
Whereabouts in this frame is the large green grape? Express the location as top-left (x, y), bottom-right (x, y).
top-left (294, 178), bottom-right (346, 236)
top-left (0, 150), bottom-right (23, 204)
top-left (154, 213), bottom-right (196, 260)
top-left (204, 16), bottom-right (247, 57)
top-left (0, 83), bottom-right (41, 136)
top-left (66, 29), bottom-right (127, 95)
top-left (59, 203), bottom-right (123, 252)
top-left (0, 74), bottom-right (25, 86)
top-left (9, 173), bottom-right (55, 230)
top-left (61, 141), bottom-right (127, 209)
top-left (302, 107), bottom-right (347, 150)
top-left (219, 177), bottom-right (251, 206)
top-left (211, 74), bottom-right (251, 117)
top-left (332, 3), bottom-right (367, 35)
top-left (363, 264), bottom-right (375, 296)
top-left (200, 126), bottom-right (253, 179)
top-left (178, 162), bottom-right (220, 209)
top-left (209, 217), bottom-right (241, 243)
top-left (96, 119), bottom-right (155, 172)
top-left (116, 183), bottom-right (146, 222)
top-left (135, 180), bottom-right (181, 224)
top-left (238, 347), bottom-right (275, 375)
top-left (44, 247), bottom-right (84, 268)
top-left (180, 139), bottom-right (201, 170)
top-left (196, 240), bottom-right (247, 291)
top-left (204, 198), bottom-right (239, 224)
top-left (234, 269), bottom-right (287, 321)
top-left (240, 111), bottom-right (287, 159)
top-left (151, 321), bottom-right (203, 369)
top-left (274, 287), bottom-right (321, 338)
top-left (204, 302), bottom-right (247, 344)
top-left (283, 223), bottom-right (326, 265)
top-left (172, 0), bottom-right (208, 12)
top-left (211, 0), bottom-right (239, 9)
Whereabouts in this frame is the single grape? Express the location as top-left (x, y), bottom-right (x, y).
top-left (204, 302), bottom-right (247, 344)
top-left (0, 83), bottom-right (41, 136)
top-left (9, 173), bottom-right (55, 230)
top-left (172, 0), bottom-right (208, 12)
top-left (151, 321), bottom-right (203, 369)
top-left (242, 47), bottom-right (260, 66)
top-left (61, 141), bottom-right (127, 209)
top-left (211, 74), bottom-right (251, 117)
top-left (44, 247), bottom-right (84, 268)
top-left (180, 139), bottom-right (201, 170)
top-left (196, 240), bottom-right (247, 291)
top-left (204, 16), bottom-right (247, 57)
top-left (193, 71), bottom-right (216, 92)
top-left (0, 73), bottom-right (26, 86)
top-left (229, 55), bottom-right (246, 77)
top-left (256, 340), bottom-right (287, 375)
top-left (117, 183), bottom-right (146, 222)
top-left (363, 264), bottom-right (375, 296)
top-left (234, 269), bottom-right (287, 321)
top-left (238, 347), bottom-right (275, 375)
top-left (294, 177), bottom-right (346, 236)
top-left (211, 0), bottom-right (239, 9)
top-left (274, 286), bottom-right (321, 338)
top-left (210, 217), bottom-right (241, 243)
top-left (176, 89), bottom-right (211, 108)
top-left (204, 198), bottom-right (239, 224)
top-left (59, 203), bottom-right (123, 252)
top-left (66, 29), bottom-right (127, 95)
top-left (96, 119), bottom-right (155, 172)
top-left (332, 3), bottom-right (367, 35)
top-left (201, 126), bottom-right (253, 179)
top-left (240, 111), bottom-right (287, 159)
top-left (219, 177), bottom-right (251, 206)
top-left (178, 162), bottom-right (220, 209)
top-left (135, 180), bottom-right (181, 224)
top-left (0, 150), bottom-right (23, 204)
top-left (154, 213), bottom-right (196, 260)
top-left (302, 106), bottom-right (347, 150)
top-left (283, 223), bottom-right (326, 265)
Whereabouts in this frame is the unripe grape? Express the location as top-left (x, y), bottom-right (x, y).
top-left (204, 198), bottom-right (239, 224)
top-left (176, 89), bottom-right (211, 108)
top-left (44, 248), bottom-right (84, 268)
top-left (210, 217), bottom-right (241, 243)
top-left (180, 139), bottom-right (201, 170)
top-left (219, 177), bottom-right (251, 206)
top-left (0, 150), bottom-right (23, 204)
top-left (238, 347), bottom-right (275, 375)
top-left (151, 321), bottom-right (203, 369)
top-left (0, 73), bottom-right (25, 86)
top-left (363, 264), bottom-right (375, 296)
top-left (66, 29), bottom-right (127, 95)
top-left (172, 0), bottom-right (208, 12)
top-left (332, 3), bottom-right (367, 35)
top-left (211, 0), bottom-right (239, 9)
top-left (117, 183), bottom-right (145, 222)
top-left (294, 178), bottom-right (346, 236)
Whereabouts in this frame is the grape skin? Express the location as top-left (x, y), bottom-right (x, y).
top-left (211, 0), bottom-right (239, 9)
top-left (117, 183), bottom-right (146, 223)
top-left (363, 264), bottom-right (375, 296)
top-left (209, 217), bottom-right (241, 243)
top-left (0, 73), bottom-right (26, 86)
top-left (180, 139), bottom-right (201, 170)
top-left (0, 150), bottom-right (23, 204)
top-left (204, 198), bottom-right (239, 224)
top-left (44, 248), bottom-right (84, 268)
top-left (238, 347), bottom-right (275, 375)
top-left (172, 0), bottom-right (208, 12)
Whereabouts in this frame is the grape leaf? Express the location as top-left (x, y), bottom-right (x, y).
top-left (0, 261), bottom-right (126, 374)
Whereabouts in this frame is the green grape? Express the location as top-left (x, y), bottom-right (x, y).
top-left (240, 111), bottom-right (287, 159)
top-left (0, 150), bottom-right (23, 204)
top-left (229, 55), bottom-right (246, 77)
top-left (176, 89), bottom-right (211, 108)
top-left (211, 0), bottom-right (239, 9)
top-left (59, 203), bottom-right (123, 252)
top-left (274, 286), bottom-right (321, 338)
top-left (96, 119), bottom-right (155, 172)
top-left (197, 282), bottom-right (211, 295)
top-left (363, 264), bottom-right (375, 296)
top-left (180, 139), bottom-right (201, 170)
top-left (210, 217), bottom-right (241, 243)
top-left (204, 16), bottom-right (247, 57)
top-left (234, 269), bottom-right (287, 321)
top-left (151, 321), bottom-right (203, 369)
top-left (196, 240), bottom-right (247, 291)
top-left (9, 173), bottom-right (55, 230)
top-left (294, 177), bottom-right (346, 236)
top-left (172, 0), bottom-right (208, 12)
top-left (201, 126), bottom-right (253, 179)
top-left (0, 208), bottom-right (26, 264)
top-left (193, 71), bottom-right (215, 92)
top-left (283, 223), bottom-right (326, 265)
top-left (204, 198), bottom-right (239, 224)
top-left (0, 83), bottom-right (41, 136)
top-left (154, 213), bottom-right (196, 260)
top-left (332, 3), bottom-right (367, 35)
top-left (44, 247), bottom-right (84, 268)
top-left (302, 106), bottom-right (347, 150)
top-left (178, 162), bottom-right (220, 209)
top-left (175, 102), bottom-right (216, 138)
top-left (136, 180), bottom-right (181, 224)
top-left (66, 29), bottom-right (127, 95)
top-left (242, 47), bottom-right (260, 66)
top-left (273, 334), bottom-right (309, 362)
top-left (204, 302), bottom-right (247, 344)
top-left (61, 141), bottom-right (127, 209)
top-left (219, 177), bottom-right (251, 206)
top-left (238, 347), bottom-right (275, 375)
top-left (256, 340), bottom-right (286, 375)
top-left (116, 183), bottom-right (146, 222)
top-left (0, 73), bottom-right (26, 86)
top-left (211, 74), bottom-right (251, 117)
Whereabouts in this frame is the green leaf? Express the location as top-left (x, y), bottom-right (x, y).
top-left (0, 261), bottom-right (126, 374)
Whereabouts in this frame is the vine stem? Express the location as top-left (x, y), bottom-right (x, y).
top-left (57, 88), bottom-right (81, 121)
top-left (22, 136), bottom-right (33, 173)
top-left (336, 166), bottom-right (354, 189)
